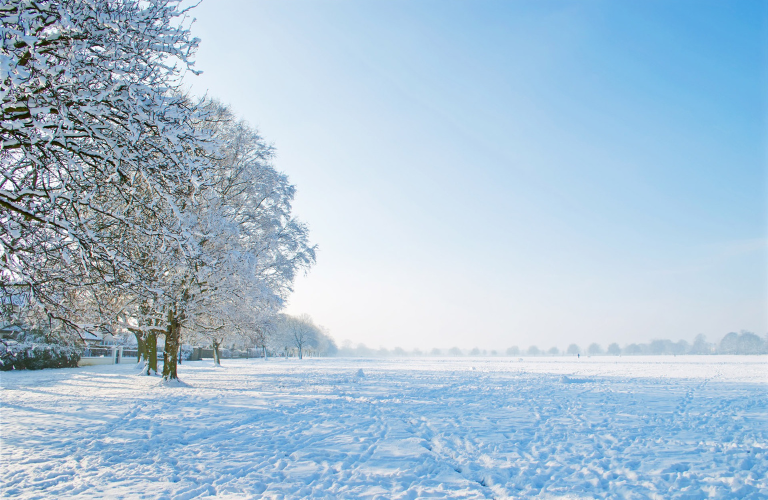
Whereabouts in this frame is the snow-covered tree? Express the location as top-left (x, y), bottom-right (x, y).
top-left (155, 103), bottom-right (315, 376)
top-left (1, 3), bottom-right (315, 380)
top-left (1, 0), bottom-right (211, 334)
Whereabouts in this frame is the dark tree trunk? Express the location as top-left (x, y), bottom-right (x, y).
top-left (177, 331), bottom-right (183, 365)
top-left (212, 340), bottom-right (221, 365)
top-left (133, 330), bottom-right (146, 363)
top-left (145, 331), bottom-right (158, 375)
top-left (162, 310), bottom-right (180, 380)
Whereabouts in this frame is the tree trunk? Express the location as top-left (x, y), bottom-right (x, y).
top-left (177, 331), bottom-right (183, 365)
top-left (298, 345), bottom-right (303, 359)
top-left (263, 346), bottom-right (267, 359)
top-left (212, 340), bottom-right (221, 365)
top-left (145, 331), bottom-right (158, 375)
top-left (162, 310), bottom-right (180, 380)
top-left (134, 330), bottom-right (146, 363)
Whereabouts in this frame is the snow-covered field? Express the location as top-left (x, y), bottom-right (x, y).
top-left (1, 356), bottom-right (766, 499)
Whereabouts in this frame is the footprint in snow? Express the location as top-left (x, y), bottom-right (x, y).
top-left (561, 375), bottom-right (589, 384)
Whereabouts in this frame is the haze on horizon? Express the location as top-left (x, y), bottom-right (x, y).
top-left (184, 0), bottom-right (768, 351)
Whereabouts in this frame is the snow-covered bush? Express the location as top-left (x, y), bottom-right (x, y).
top-left (0, 334), bottom-right (81, 371)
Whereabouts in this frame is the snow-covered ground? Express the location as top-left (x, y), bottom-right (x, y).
top-left (1, 356), bottom-right (766, 499)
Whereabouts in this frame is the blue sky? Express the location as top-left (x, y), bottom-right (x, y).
top-left (185, 0), bottom-right (767, 350)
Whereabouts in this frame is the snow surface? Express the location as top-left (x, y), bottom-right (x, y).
top-left (1, 356), bottom-right (766, 499)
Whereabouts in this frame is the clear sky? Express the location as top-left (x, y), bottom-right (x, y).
top-left (184, 0), bottom-right (768, 351)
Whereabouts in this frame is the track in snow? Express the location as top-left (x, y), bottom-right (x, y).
top-left (1, 356), bottom-right (766, 499)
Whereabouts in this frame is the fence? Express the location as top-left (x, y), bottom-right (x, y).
top-left (79, 346), bottom-right (270, 366)
top-left (79, 346), bottom-right (139, 366)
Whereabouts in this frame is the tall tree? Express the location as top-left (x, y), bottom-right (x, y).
top-left (158, 103), bottom-right (315, 378)
top-left (1, 0), bottom-right (210, 332)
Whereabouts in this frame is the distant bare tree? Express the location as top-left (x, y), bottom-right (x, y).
top-left (278, 314), bottom-right (318, 359)
top-left (719, 331), bottom-right (765, 355)
top-left (251, 320), bottom-right (275, 359)
top-left (690, 334), bottom-right (711, 354)
top-left (624, 343), bottom-right (643, 355)
top-left (607, 343), bottom-right (621, 355)
top-left (588, 343), bottom-right (602, 355)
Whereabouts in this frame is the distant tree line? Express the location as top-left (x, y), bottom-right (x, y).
top-left (249, 314), bottom-right (337, 360)
top-left (549, 332), bottom-right (767, 356)
top-left (333, 331), bottom-right (767, 357)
